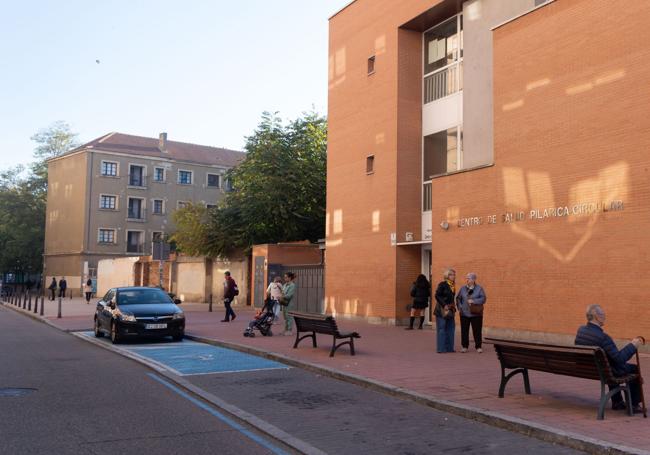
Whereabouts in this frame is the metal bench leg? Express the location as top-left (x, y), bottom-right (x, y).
top-left (349, 337), bottom-right (355, 356)
top-left (624, 385), bottom-right (633, 417)
top-left (499, 367), bottom-right (529, 398)
top-left (330, 336), bottom-right (337, 357)
top-left (598, 384), bottom-right (625, 420)
top-left (294, 331), bottom-right (317, 349)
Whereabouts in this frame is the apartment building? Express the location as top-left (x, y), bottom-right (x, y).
top-left (45, 132), bottom-right (245, 292)
top-left (326, 0), bottom-right (650, 341)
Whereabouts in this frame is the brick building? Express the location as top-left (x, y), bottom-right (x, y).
top-left (325, 0), bottom-right (649, 342)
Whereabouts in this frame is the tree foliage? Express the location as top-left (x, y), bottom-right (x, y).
top-left (172, 112), bottom-right (327, 257)
top-left (0, 121), bottom-right (79, 275)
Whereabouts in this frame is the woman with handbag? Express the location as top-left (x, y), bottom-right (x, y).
top-left (406, 274), bottom-right (430, 330)
top-left (434, 268), bottom-right (457, 353)
top-left (456, 272), bottom-right (486, 353)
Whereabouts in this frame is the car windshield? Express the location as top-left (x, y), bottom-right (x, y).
top-left (117, 289), bottom-right (173, 305)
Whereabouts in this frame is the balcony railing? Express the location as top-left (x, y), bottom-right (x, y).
top-left (127, 207), bottom-right (147, 221)
top-left (423, 182), bottom-right (432, 212)
top-left (424, 61), bottom-right (462, 104)
top-left (126, 243), bottom-right (144, 254)
top-left (128, 174), bottom-right (147, 188)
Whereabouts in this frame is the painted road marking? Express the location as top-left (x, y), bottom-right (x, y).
top-left (147, 373), bottom-right (289, 455)
top-left (79, 332), bottom-right (289, 376)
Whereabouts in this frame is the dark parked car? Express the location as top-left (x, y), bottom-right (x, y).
top-left (94, 287), bottom-right (185, 344)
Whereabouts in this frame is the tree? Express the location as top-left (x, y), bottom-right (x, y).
top-left (0, 122), bottom-right (79, 276)
top-left (171, 112), bottom-right (327, 257)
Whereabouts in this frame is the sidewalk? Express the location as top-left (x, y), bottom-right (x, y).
top-left (4, 298), bottom-right (649, 453)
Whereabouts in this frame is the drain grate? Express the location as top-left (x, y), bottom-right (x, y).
top-left (0, 388), bottom-right (37, 397)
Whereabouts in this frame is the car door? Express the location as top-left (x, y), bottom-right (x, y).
top-left (97, 289), bottom-right (115, 330)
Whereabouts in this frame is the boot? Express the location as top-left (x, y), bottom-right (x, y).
top-left (405, 316), bottom-right (415, 330)
top-left (418, 316), bottom-right (425, 329)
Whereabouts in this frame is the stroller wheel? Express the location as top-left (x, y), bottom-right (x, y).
top-left (249, 333), bottom-right (255, 338)
top-left (243, 332), bottom-right (249, 337)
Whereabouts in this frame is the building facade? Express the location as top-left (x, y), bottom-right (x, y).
top-left (45, 132), bottom-right (245, 293)
top-left (326, 0), bottom-right (650, 342)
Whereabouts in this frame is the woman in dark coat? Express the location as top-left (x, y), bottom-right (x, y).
top-left (406, 274), bottom-right (430, 330)
top-left (434, 268), bottom-right (457, 353)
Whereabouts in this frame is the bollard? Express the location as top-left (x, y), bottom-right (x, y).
top-left (39, 295), bottom-right (44, 316)
top-left (33, 294), bottom-right (38, 314)
top-left (209, 294), bottom-right (213, 312)
top-left (57, 296), bottom-right (62, 319)
top-left (22, 293), bottom-right (27, 309)
top-left (28, 293), bottom-right (32, 311)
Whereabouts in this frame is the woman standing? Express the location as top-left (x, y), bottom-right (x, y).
top-left (406, 274), bottom-right (430, 330)
top-left (280, 272), bottom-right (296, 335)
top-left (456, 272), bottom-right (486, 353)
top-left (84, 279), bottom-right (93, 304)
top-left (434, 268), bottom-right (457, 353)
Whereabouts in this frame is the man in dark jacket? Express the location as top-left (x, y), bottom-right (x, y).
top-left (221, 271), bottom-right (237, 322)
top-left (575, 304), bottom-right (643, 412)
top-left (48, 277), bottom-right (57, 301)
top-left (59, 277), bottom-right (67, 298)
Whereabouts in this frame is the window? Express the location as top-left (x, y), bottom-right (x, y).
top-left (152, 199), bottom-right (164, 215)
top-left (423, 14), bottom-right (463, 104)
top-left (128, 164), bottom-right (146, 187)
top-left (99, 194), bottom-right (117, 210)
top-left (127, 197), bottom-right (145, 220)
top-left (98, 229), bottom-right (116, 244)
top-left (366, 155), bottom-right (374, 174)
top-left (101, 161), bottom-right (118, 177)
top-left (423, 126), bottom-right (462, 178)
top-left (126, 231), bottom-right (144, 253)
top-left (224, 178), bottom-right (233, 192)
top-left (178, 170), bottom-right (192, 185)
top-left (367, 56), bottom-right (375, 75)
top-left (152, 231), bottom-right (164, 242)
top-left (153, 167), bottom-right (165, 182)
top-left (207, 173), bottom-right (220, 188)
top-left (177, 201), bottom-right (189, 210)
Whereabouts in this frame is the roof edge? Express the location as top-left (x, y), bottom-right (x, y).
top-left (329, 0), bottom-right (357, 20)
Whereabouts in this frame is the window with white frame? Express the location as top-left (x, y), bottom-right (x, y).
top-left (100, 161), bottom-right (118, 177)
top-left (423, 14), bottom-right (463, 104)
top-left (423, 126), bottom-right (462, 178)
top-left (99, 194), bottom-right (117, 210)
top-left (152, 199), bottom-right (164, 215)
top-left (153, 167), bottom-right (165, 182)
top-left (207, 173), bottom-right (220, 188)
top-left (178, 170), bottom-right (192, 185)
top-left (98, 228), bottom-right (116, 244)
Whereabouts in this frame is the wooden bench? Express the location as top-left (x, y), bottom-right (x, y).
top-left (289, 311), bottom-right (361, 357)
top-left (485, 337), bottom-right (640, 420)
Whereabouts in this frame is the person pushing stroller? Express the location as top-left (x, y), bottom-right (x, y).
top-left (243, 297), bottom-right (277, 338)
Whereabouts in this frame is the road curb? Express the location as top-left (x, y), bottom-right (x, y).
top-left (0, 301), bottom-right (85, 333)
top-left (185, 333), bottom-right (650, 455)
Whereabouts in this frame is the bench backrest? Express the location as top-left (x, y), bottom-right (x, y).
top-left (289, 312), bottom-right (339, 335)
top-left (486, 338), bottom-right (614, 382)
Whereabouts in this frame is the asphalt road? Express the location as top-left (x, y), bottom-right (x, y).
top-left (0, 306), bottom-right (289, 455)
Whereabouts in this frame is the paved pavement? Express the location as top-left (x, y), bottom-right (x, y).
top-left (4, 297), bottom-right (650, 453)
top-left (0, 305), bottom-right (290, 455)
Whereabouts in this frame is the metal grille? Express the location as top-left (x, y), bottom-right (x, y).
top-left (424, 61), bottom-right (462, 104)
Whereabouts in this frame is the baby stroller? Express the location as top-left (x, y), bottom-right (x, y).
top-left (243, 299), bottom-right (276, 337)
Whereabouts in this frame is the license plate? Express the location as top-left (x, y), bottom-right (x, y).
top-left (145, 323), bottom-right (167, 330)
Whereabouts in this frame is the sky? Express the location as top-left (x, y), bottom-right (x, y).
top-left (0, 0), bottom-right (351, 169)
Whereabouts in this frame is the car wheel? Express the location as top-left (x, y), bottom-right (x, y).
top-left (172, 332), bottom-right (184, 342)
top-left (94, 318), bottom-right (104, 338)
top-left (110, 321), bottom-right (120, 344)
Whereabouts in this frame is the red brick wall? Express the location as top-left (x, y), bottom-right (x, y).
top-left (427, 0), bottom-right (650, 339)
top-left (327, 0), bottom-right (444, 321)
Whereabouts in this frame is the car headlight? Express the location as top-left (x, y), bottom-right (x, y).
top-left (120, 313), bottom-right (137, 322)
top-left (172, 312), bottom-right (185, 320)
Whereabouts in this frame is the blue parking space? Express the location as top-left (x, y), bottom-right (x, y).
top-left (80, 332), bottom-right (289, 376)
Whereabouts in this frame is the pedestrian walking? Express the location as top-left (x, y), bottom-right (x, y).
top-left (84, 279), bottom-right (93, 304)
top-left (221, 271), bottom-right (238, 322)
top-left (48, 277), bottom-right (57, 301)
top-left (266, 276), bottom-right (284, 320)
top-left (406, 274), bottom-right (430, 330)
top-left (280, 272), bottom-right (296, 335)
top-left (58, 277), bottom-right (67, 298)
top-left (434, 268), bottom-right (456, 353)
top-left (456, 272), bottom-right (486, 353)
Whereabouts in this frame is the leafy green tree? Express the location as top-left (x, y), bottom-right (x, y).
top-left (172, 111), bottom-right (327, 257)
top-left (29, 121), bottom-right (80, 196)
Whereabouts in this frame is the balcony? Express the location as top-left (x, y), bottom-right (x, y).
top-left (424, 61), bottom-right (462, 104)
top-left (126, 243), bottom-right (144, 254)
top-left (127, 207), bottom-right (147, 222)
top-left (128, 174), bottom-right (147, 188)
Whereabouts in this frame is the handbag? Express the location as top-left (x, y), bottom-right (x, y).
top-left (469, 303), bottom-right (484, 315)
top-left (442, 304), bottom-right (455, 319)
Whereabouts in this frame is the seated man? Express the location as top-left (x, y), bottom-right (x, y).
top-left (575, 304), bottom-right (644, 412)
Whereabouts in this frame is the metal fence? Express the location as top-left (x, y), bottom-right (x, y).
top-left (266, 264), bottom-right (324, 314)
top-left (424, 61), bottom-right (462, 104)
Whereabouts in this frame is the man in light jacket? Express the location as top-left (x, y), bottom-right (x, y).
top-left (455, 272), bottom-right (486, 353)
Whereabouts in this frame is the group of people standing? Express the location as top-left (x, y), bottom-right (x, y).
top-left (407, 268), bottom-right (486, 354)
top-left (265, 272), bottom-right (296, 335)
top-left (48, 277), bottom-right (67, 300)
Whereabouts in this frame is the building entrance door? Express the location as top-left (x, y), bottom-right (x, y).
top-left (422, 245), bottom-right (433, 324)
